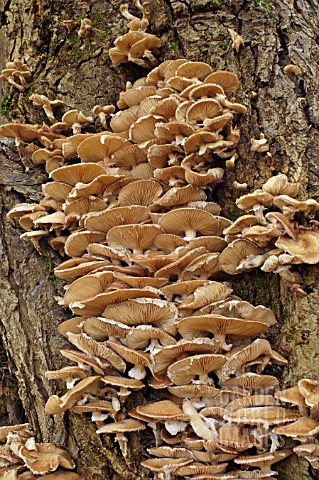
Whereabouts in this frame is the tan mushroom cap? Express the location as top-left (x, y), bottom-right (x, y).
top-left (176, 61), bottom-right (213, 81)
top-left (275, 386), bottom-right (307, 408)
top-left (77, 135), bottom-right (130, 163)
top-left (0, 423), bottom-right (31, 442)
top-left (141, 458), bottom-right (193, 474)
top-left (177, 315), bottom-right (269, 341)
top-left (219, 239), bottom-right (265, 274)
top-left (204, 71), bottom-right (239, 94)
top-left (298, 378), bottom-right (319, 406)
top-left (161, 278), bottom-right (219, 300)
top-left (178, 281), bottom-right (232, 310)
top-left (126, 325), bottom-right (176, 349)
top-left (42, 182), bottom-right (73, 202)
top-left (274, 195), bottom-right (319, 217)
top-left (54, 258), bottom-right (111, 281)
top-left (154, 185), bottom-right (207, 208)
top-left (117, 179), bottom-right (162, 206)
top-left (294, 443), bottom-right (319, 458)
top-left (57, 317), bottom-right (83, 337)
top-left (59, 349), bottom-right (105, 375)
top-left (175, 464), bottom-right (228, 476)
top-left (147, 446), bottom-right (193, 459)
top-left (225, 406), bottom-right (299, 427)
top-left (64, 231), bottom-right (106, 257)
top-left (18, 443), bottom-right (76, 475)
top-left (63, 271), bottom-right (114, 306)
top-left (107, 224), bottom-right (162, 253)
top-left (102, 297), bottom-right (178, 333)
top-left (136, 400), bottom-right (187, 421)
top-left (0, 123), bottom-right (43, 143)
top-left (153, 338), bottom-right (218, 374)
top-left (67, 333), bottom-right (126, 371)
top-left (153, 233), bottom-right (187, 252)
top-left (50, 163), bottom-right (105, 186)
top-left (202, 300), bottom-right (277, 326)
top-left (67, 174), bottom-right (126, 200)
top-left (275, 231), bottom-right (319, 264)
top-left (167, 354), bottom-right (227, 385)
top-left (226, 394), bottom-right (277, 413)
top-left (84, 205), bottom-right (149, 233)
top-left (45, 376), bottom-right (101, 414)
top-left (222, 373), bottom-right (280, 390)
top-left (7, 203), bottom-right (46, 221)
top-left (262, 174), bottom-right (299, 197)
top-left (96, 418), bottom-right (145, 434)
top-left (81, 317), bottom-right (130, 340)
top-left (186, 99), bottom-right (223, 125)
top-left (159, 208), bottom-right (224, 239)
top-left (70, 288), bottom-right (160, 317)
top-left (106, 340), bottom-right (151, 377)
top-left (101, 376), bottom-right (144, 390)
top-left (234, 450), bottom-right (292, 473)
top-left (274, 417), bottom-right (319, 437)
top-left (71, 400), bottom-right (116, 414)
top-left (44, 366), bottom-right (87, 381)
top-left (168, 384), bottom-right (219, 399)
top-left (113, 272), bottom-right (167, 289)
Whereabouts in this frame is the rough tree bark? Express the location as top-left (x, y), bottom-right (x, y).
top-left (0, 0), bottom-right (319, 478)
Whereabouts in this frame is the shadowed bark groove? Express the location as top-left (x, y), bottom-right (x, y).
top-left (1, 0), bottom-right (319, 478)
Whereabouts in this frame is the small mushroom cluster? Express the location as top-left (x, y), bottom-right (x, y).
top-left (0, 59), bottom-right (31, 92)
top-left (0, 423), bottom-right (83, 479)
top-left (2, 56), bottom-right (319, 478)
top-left (109, 0), bottom-right (161, 68)
top-left (220, 174), bottom-right (319, 294)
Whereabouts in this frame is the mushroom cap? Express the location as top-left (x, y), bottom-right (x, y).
top-left (107, 224), bottom-right (162, 253)
top-left (85, 206), bottom-right (150, 233)
top-left (118, 179), bottom-right (162, 206)
top-left (273, 417), bottom-right (319, 436)
top-left (0, 123), bottom-right (43, 142)
top-left (167, 353), bottom-right (227, 385)
top-left (59, 349), bottom-right (105, 375)
top-left (225, 406), bottom-right (299, 427)
top-left (275, 386), bottom-right (307, 408)
top-left (262, 174), bottom-right (299, 197)
top-left (63, 271), bottom-right (114, 306)
top-left (0, 423), bottom-right (31, 442)
top-left (298, 378), bottom-right (319, 406)
top-left (219, 239), bottom-right (265, 274)
top-left (236, 191), bottom-right (274, 211)
top-left (70, 288), bottom-right (160, 317)
top-left (177, 281), bottom-right (233, 310)
top-left (81, 317), bottom-right (131, 340)
top-left (136, 400), bottom-right (187, 421)
top-left (168, 384), bottom-right (219, 398)
top-left (64, 231), bottom-right (106, 257)
top-left (67, 333), bottom-right (126, 371)
top-left (204, 71), bottom-right (239, 94)
top-left (102, 297), bottom-right (178, 332)
top-left (226, 394), bottom-right (277, 412)
top-left (54, 258), bottom-right (111, 281)
top-left (67, 174), bottom-right (126, 200)
top-left (176, 61), bottom-right (213, 81)
top-left (45, 376), bottom-right (101, 414)
top-left (50, 163), bottom-right (105, 186)
top-left (159, 208), bottom-right (225, 238)
top-left (234, 450), bottom-right (292, 468)
top-left (96, 419), bottom-right (145, 434)
top-left (153, 338), bottom-right (218, 373)
top-left (177, 315), bottom-right (269, 339)
top-left (77, 135), bottom-right (131, 163)
top-left (275, 231), bottom-right (319, 264)
top-left (222, 373), bottom-right (280, 390)
top-left (186, 99), bottom-right (223, 125)
top-left (101, 376), bottom-right (144, 390)
top-left (140, 458), bottom-right (192, 473)
top-left (126, 325), bottom-right (176, 349)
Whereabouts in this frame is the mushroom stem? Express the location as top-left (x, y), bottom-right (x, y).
top-left (116, 432), bottom-right (128, 457)
top-left (184, 229), bottom-right (196, 240)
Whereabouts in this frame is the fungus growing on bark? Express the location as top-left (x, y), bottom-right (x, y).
top-left (4, 56), bottom-right (319, 479)
top-left (0, 58), bottom-right (30, 91)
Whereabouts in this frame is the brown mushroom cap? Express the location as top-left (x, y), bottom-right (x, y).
top-left (96, 418), bottom-right (146, 434)
top-left (107, 224), bottom-right (162, 253)
top-left (262, 174), bottom-right (299, 197)
top-left (167, 353), bottom-right (227, 385)
top-left (274, 417), bottom-right (319, 437)
top-left (177, 315), bottom-right (269, 340)
top-left (225, 406), bottom-right (299, 427)
top-left (219, 239), bottom-right (265, 275)
top-left (222, 373), bottom-right (280, 390)
top-left (275, 231), bottom-right (319, 264)
top-left (85, 206), bottom-right (150, 233)
top-left (77, 135), bottom-right (131, 163)
top-left (159, 208), bottom-right (224, 239)
top-left (136, 400), bottom-right (187, 421)
top-left (234, 450), bottom-right (292, 472)
top-left (204, 71), bottom-right (239, 94)
top-left (50, 163), bottom-right (105, 186)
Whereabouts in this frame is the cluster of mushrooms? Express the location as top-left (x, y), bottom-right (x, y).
top-left (220, 176), bottom-right (319, 295)
top-left (109, 0), bottom-right (161, 68)
top-left (1, 37), bottom-right (319, 479)
top-left (0, 423), bottom-right (83, 479)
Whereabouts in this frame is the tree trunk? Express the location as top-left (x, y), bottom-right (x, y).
top-left (0, 0), bottom-right (319, 478)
